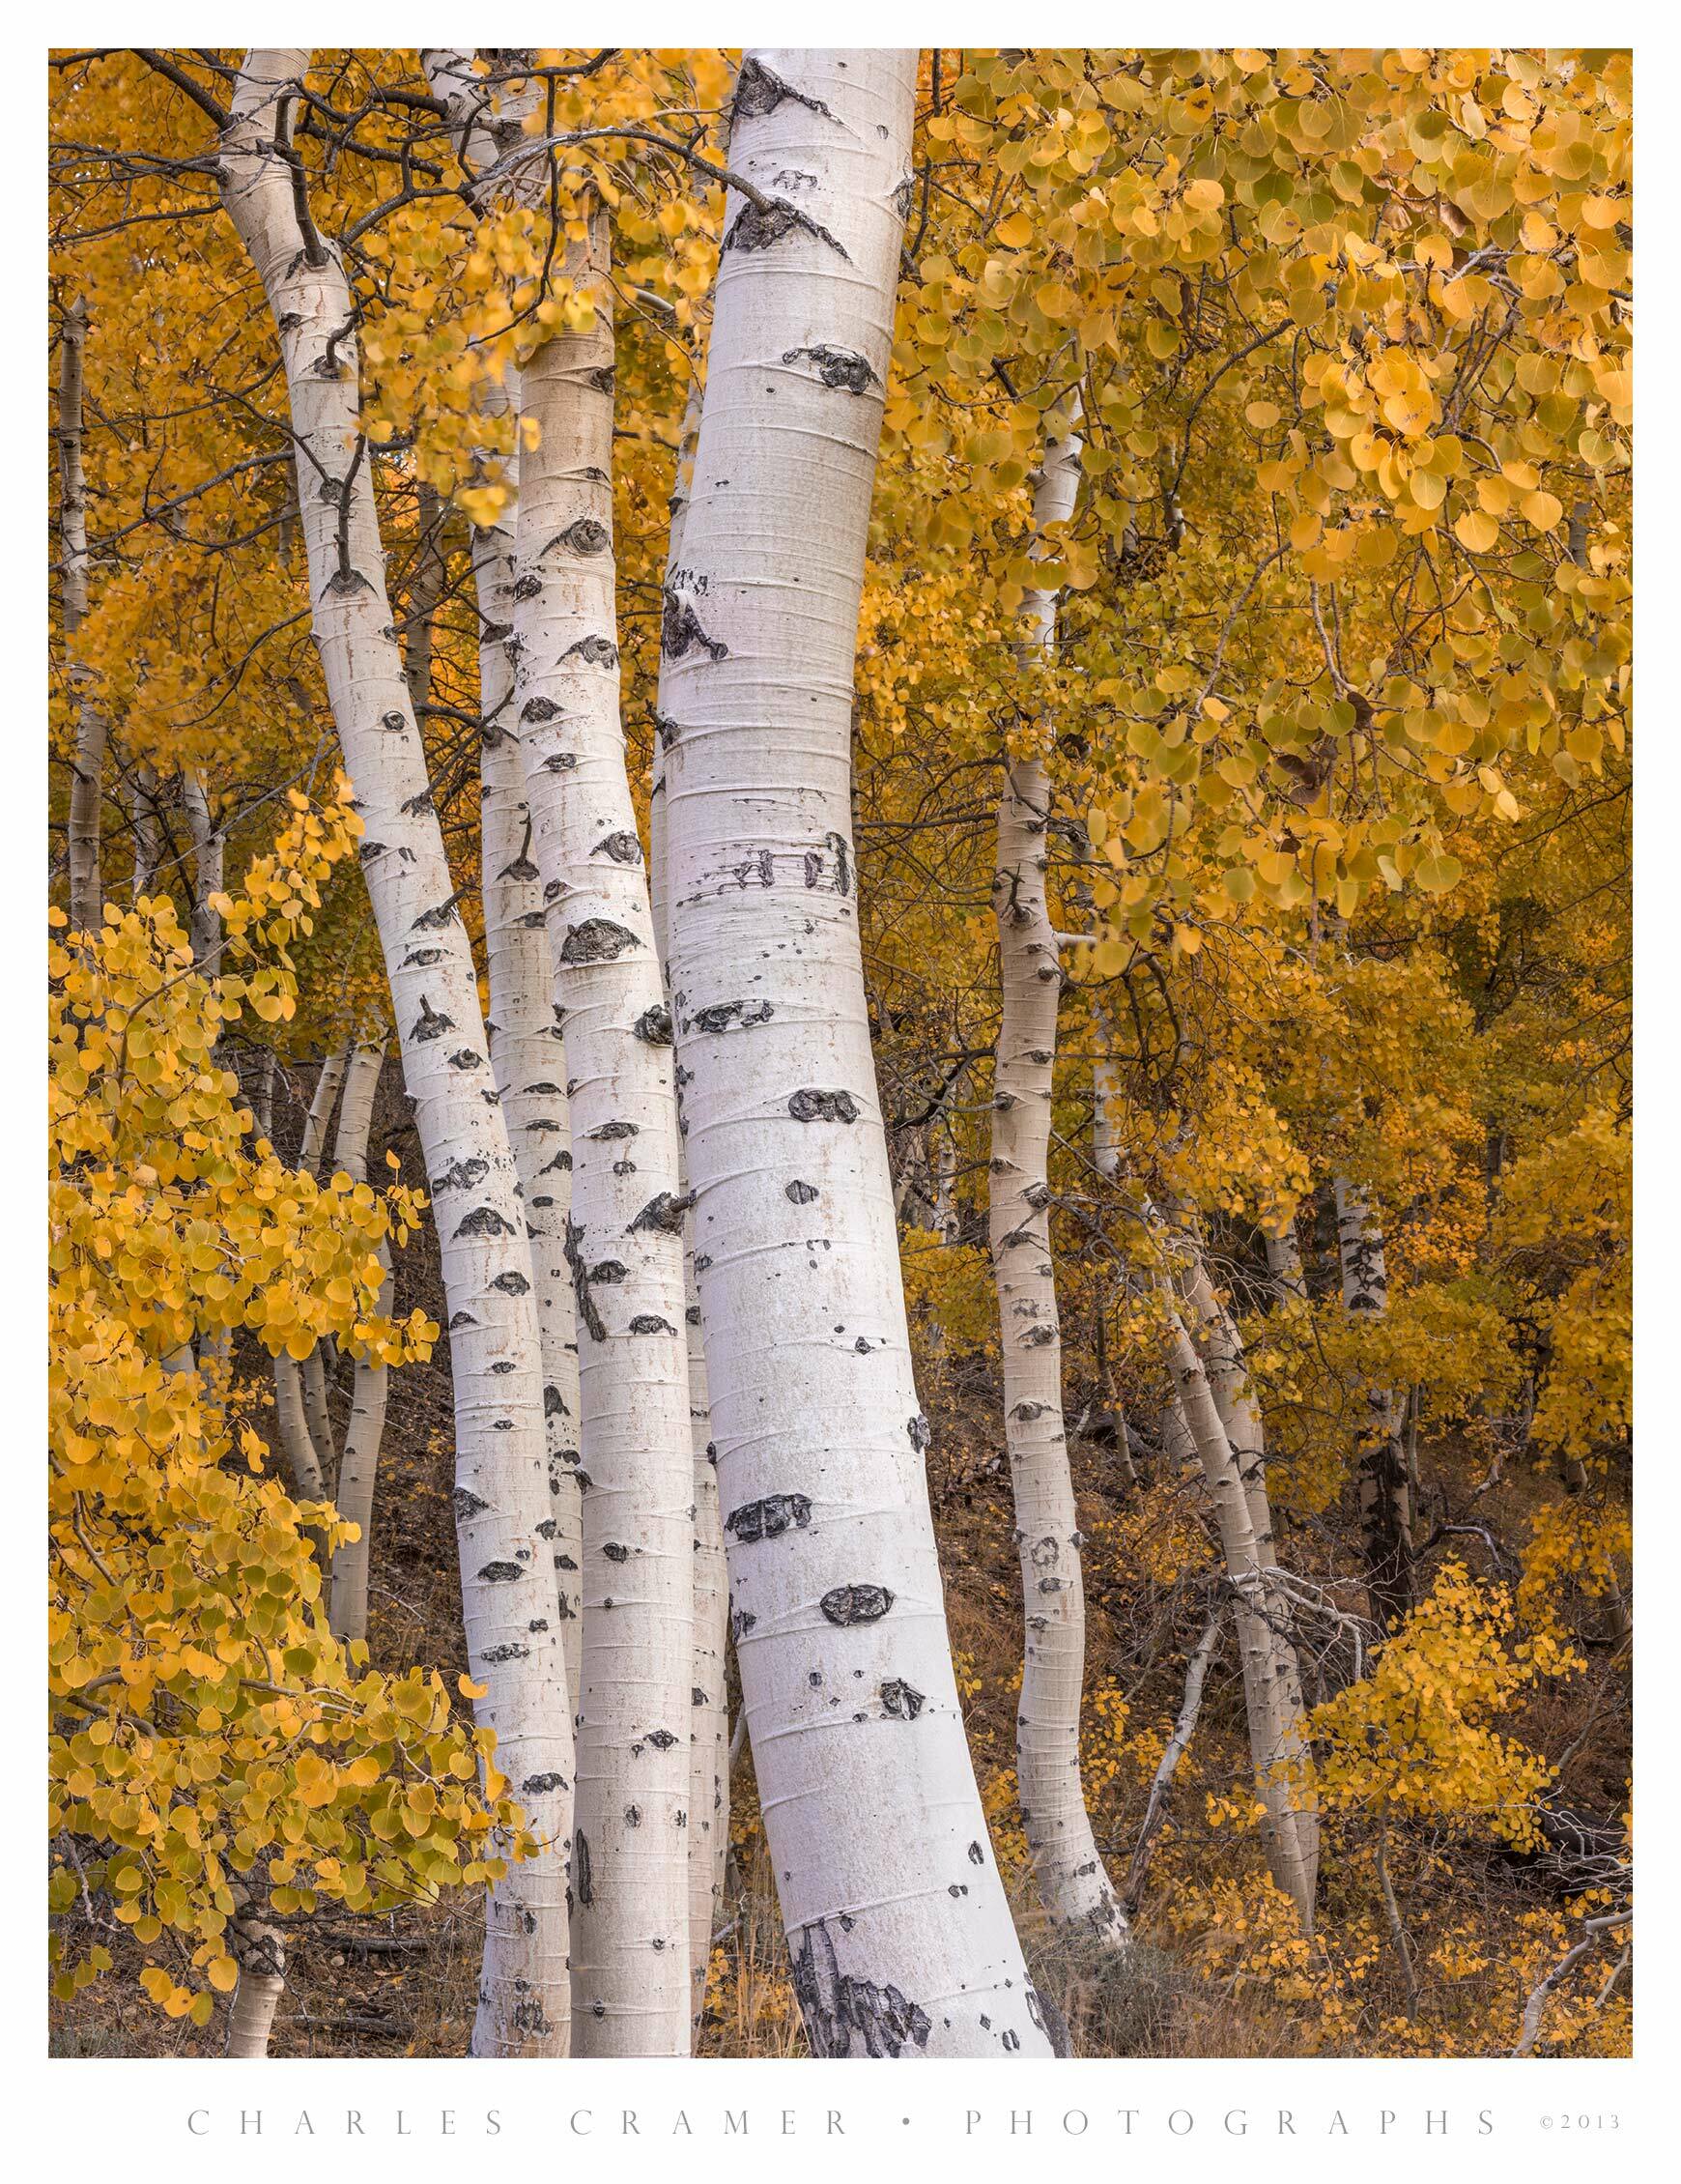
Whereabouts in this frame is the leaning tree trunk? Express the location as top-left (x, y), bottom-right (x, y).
top-left (328, 1039), bottom-right (390, 1644)
top-left (511, 204), bottom-right (693, 2056)
top-left (1333, 1177), bottom-right (1413, 1629)
top-left (1177, 1236), bottom-right (1319, 1900)
top-left (221, 50), bottom-right (571, 2057)
top-left (57, 295), bottom-right (108, 935)
top-left (650, 361), bottom-right (731, 2034)
top-left (660, 48), bottom-right (1054, 2059)
top-left (418, 46), bottom-right (586, 1706)
top-left (1163, 1299), bottom-right (1317, 1930)
top-left (988, 410), bottom-right (1126, 1948)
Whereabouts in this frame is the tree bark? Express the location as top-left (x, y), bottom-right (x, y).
top-left (221, 50), bottom-right (572, 2056)
top-left (182, 771), bottom-right (224, 973)
top-left (328, 1040), bottom-right (390, 1645)
top-left (660, 48), bottom-right (1054, 2059)
top-left (988, 411), bottom-right (1126, 1947)
top-left (511, 203), bottom-right (693, 2056)
top-left (1333, 1177), bottom-right (1413, 1629)
top-left (651, 361), bottom-right (730, 2037)
top-left (58, 295), bottom-right (108, 934)
top-left (224, 1882), bottom-right (285, 2058)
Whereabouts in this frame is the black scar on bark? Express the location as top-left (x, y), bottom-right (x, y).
top-left (562, 633), bottom-right (618, 667)
top-left (686, 1304), bottom-right (700, 1326)
top-left (799, 830), bottom-right (853, 896)
top-left (574, 1830), bottom-right (592, 1905)
top-left (893, 173), bottom-right (916, 223)
top-left (589, 1119), bottom-right (638, 1139)
top-left (448, 1309), bottom-right (476, 1329)
top-left (726, 1493), bottom-right (812, 1543)
top-left (630, 1313), bottom-right (677, 1335)
top-left (478, 1561), bottom-right (525, 1583)
top-left (499, 853), bottom-right (539, 881)
top-left (968, 1839), bottom-right (985, 1865)
top-left (481, 1641), bottom-right (529, 1663)
top-left (730, 1607), bottom-right (757, 1640)
top-left (820, 1583), bottom-right (894, 1625)
top-left (604, 1542), bottom-right (630, 1564)
top-left (411, 995), bottom-right (453, 1042)
top-left (785, 1180), bottom-right (819, 1205)
top-left (553, 515), bottom-right (610, 557)
top-left (539, 1147), bottom-right (574, 1173)
top-left (588, 1259), bottom-right (628, 1285)
top-left (692, 998), bottom-right (774, 1034)
top-left (521, 694), bottom-right (562, 723)
top-left (594, 830), bottom-right (642, 864)
top-left (789, 1918), bottom-right (931, 2058)
top-left (453, 1487), bottom-right (489, 1520)
top-left (643, 1728), bottom-right (678, 1751)
top-left (789, 1088), bottom-right (859, 1123)
top-left (634, 1002), bottom-right (672, 1046)
top-left (724, 196), bottom-right (849, 260)
top-left (1021, 1325), bottom-right (1057, 1346)
top-left (400, 787), bottom-right (435, 817)
top-left (522, 1771), bottom-right (565, 1796)
top-left (411, 887), bottom-right (468, 931)
top-left (453, 1204), bottom-right (519, 1239)
top-left (401, 946), bottom-right (443, 967)
top-left (907, 1413), bottom-right (931, 1451)
top-left (447, 1049), bottom-right (484, 1071)
top-left (880, 1679), bottom-right (926, 1720)
top-left (544, 1383), bottom-right (569, 1419)
top-left (325, 566), bottom-right (376, 597)
top-left (564, 1217), bottom-right (608, 1341)
top-left (357, 841), bottom-right (388, 864)
top-left (731, 54), bottom-right (836, 123)
top-left (560, 918), bottom-right (641, 965)
top-left (629, 1191), bottom-right (695, 1236)
top-left (653, 709), bottom-right (680, 750)
top-left (661, 589), bottom-right (728, 662)
top-left (1011, 1400), bottom-right (1050, 1421)
top-left (541, 752), bottom-right (577, 773)
top-left (433, 1154), bottom-right (489, 1193)
top-left (783, 346), bottom-right (881, 396)
top-left (491, 1270), bottom-right (530, 1295)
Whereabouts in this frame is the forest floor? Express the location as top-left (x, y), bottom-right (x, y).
top-left (49, 1076), bottom-right (1631, 2059)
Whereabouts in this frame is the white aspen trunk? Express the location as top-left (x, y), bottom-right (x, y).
top-left (660, 49), bottom-right (1054, 2058)
top-left (130, 761), bottom-right (161, 900)
top-left (650, 363), bottom-right (731, 2034)
top-left (511, 205), bottom-right (693, 2057)
top-left (300, 1046), bottom-right (347, 1485)
top-left (988, 412), bottom-right (1126, 1947)
top-left (271, 1046), bottom-right (347, 1501)
top-left (58, 296), bottom-right (108, 934)
top-left (222, 51), bottom-right (571, 2056)
top-left (1163, 1304), bottom-right (1316, 1930)
top-left (405, 481), bottom-right (446, 718)
top-left (1333, 1177), bottom-right (1413, 1628)
top-left (328, 1040), bottom-right (390, 1645)
top-left (1265, 1223), bottom-right (1306, 1300)
top-left (225, 1883), bottom-right (285, 2058)
top-left (1178, 1240), bottom-right (1319, 1898)
top-left (182, 772), bottom-right (224, 972)
top-left (419, 48), bottom-right (586, 1706)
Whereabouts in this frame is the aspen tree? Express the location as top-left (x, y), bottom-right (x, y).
top-left (1334, 1177), bottom-right (1414, 1628)
top-left (418, 47), bottom-right (586, 1702)
top-left (57, 295), bottom-right (106, 934)
top-left (182, 773), bottom-right (223, 972)
top-left (508, 175), bottom-right (693, 2057)
top-left (328, 1040), bottom-right (390, 1645)
top-left (661, 48), bottom-right (1054, 2058)
top-left (989, 410), bottom-right (1126, 1946)
top-left (650, 363), bottom-right (730, 2030)
top-left (224, 1883), bottom-right (285, 2059)
top-left (220, 49), bottom-right (571, 2056)
top-left (271, 1047), bottom-right (345, 1501)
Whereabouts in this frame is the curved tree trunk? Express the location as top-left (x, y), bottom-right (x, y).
top-left (328, 1040), bottom-right (390, 1645)
top-left (221, 50), bottom-right (571, 2057)
top-left (989, 412), bottom-right (1126, 1947)
top-left (57, 295), bottom-right (108, 934)
top-left (1333, 1178), bottom-right (1413, 1629)
top-left (660, 48), bottom-right (1054, 2059)
top-left (512, 205), bottom-right (693, 2056)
